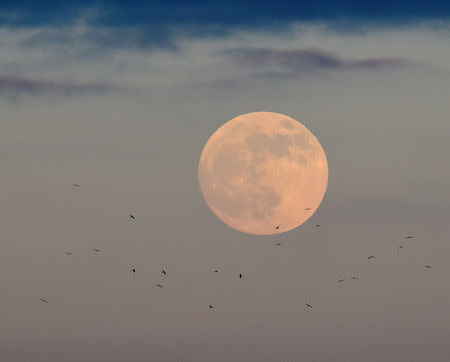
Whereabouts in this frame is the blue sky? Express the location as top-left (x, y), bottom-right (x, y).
top-left (2, 1), bottom-right (450, 28)
top-left (1, 0), bottom-right (449, 52)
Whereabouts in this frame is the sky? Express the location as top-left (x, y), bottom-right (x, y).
top-left (1, 1), bottom-right (450, 361)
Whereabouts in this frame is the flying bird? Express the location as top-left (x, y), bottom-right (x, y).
top-left (162, 270), bottom-right (167, 275)
top-left (132, 268), bottom-right (136, 273)
top-left (337, 279), bottom-right (345, 283)
top-left (367, 256), bottom-right (375, 260)
top-left (405, 236), bottom-right (414, 239)
top-left (73, 184), bottom-right (80, 188)
top-left (209, 304), bottom-right (214, 309)
top-left (425, 265), bottom-right (431, 269)
top-left (274, 242), bottom-right (281, 246)
top-left (305, 303), bottom-right (312, 308)
top-left (155, 284), bottom-right (163, 288)
top-left (64, 251), bottom-right (72, 255)
top-left (305, 208), bottom-right (311, 211)
top-left (351, 277), bottom-right (359, 280)
top-left (40, 298), bottom-right (48, 304)
top-left (93, 248), bottom-right (101, 253)
top-left (239, 273), bottom-right (243, 279)
top-left (214, 269), bottom-right (218, 273)
top-left (399, 245), bottom-right (405, 249)
top-left (130, 214), bottom-right (136, 220)
top-left (274, 225), bottom-right (280, 230)
top-left (315, 224), bottom-right (320, 228)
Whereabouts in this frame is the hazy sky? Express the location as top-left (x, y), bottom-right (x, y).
top-left (1, 2), bottom-right (450, 361)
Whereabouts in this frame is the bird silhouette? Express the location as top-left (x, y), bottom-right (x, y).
top-left (405, 235), bottom-right (414, 239)
top-left (337, 279), bottom-right (345, 283)
top-left (425, 265), bottom-right (431, 269)
top-left (40, 298), bottom-right (48, 304)
top-left (367, 256), bottom-right (375, 260)
top-left (351, 277), bottom-right (359, 280)
top-left (239, 273), bottom-right (243, 279)
top-left (93, 248), bottom-right (101, 253)
top-left (399, 245), bottom-right (405, 249)
top-left (274, 225), bottom-right (280, 230)
top-left (73, 184), bottom-right (80, 188)
top-left (305, 208), bottom-right (311, 211)
top-left (155, 284), bottom-right (163, 288)
top-left (162, 270), bottom-right (167, 275)
top-left (209, 304), bottom-right (214, 309)
top-left (315, 224), bottom-right (320, 228)
top-left (64, 251), bottom-right (72, 255)
top-left (214, 269), bottom-right (218, 273)
top-left (305, 303), bottom-right (312, 308)
top-left (274, 242), bottom-right (281, 246)
top-left (132, 268), bottom-right (136, 273)
top-left (130, 214), bottom-right (135, 220)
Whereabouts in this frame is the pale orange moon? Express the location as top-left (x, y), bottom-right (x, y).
top-left (198, 112), bottom-right (328, 235)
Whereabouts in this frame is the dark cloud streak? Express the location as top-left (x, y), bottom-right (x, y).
top-left (225, 47), bottom-right (416, 79)
top-left (0, 74), bottom-right (119, 97)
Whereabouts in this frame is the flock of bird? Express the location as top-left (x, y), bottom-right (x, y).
top-left (274, 207), bottom-right (431, 310)
top-left (39, 184), bottom-right (431, 309)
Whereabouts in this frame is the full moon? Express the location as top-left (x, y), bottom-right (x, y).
top-left (198, 112), bottom-right (328, 235)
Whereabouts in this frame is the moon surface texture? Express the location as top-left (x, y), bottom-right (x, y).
top-left (198, 112), bottom-right (328, 235)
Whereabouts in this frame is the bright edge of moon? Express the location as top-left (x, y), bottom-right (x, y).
top-left (198, 112), bottom-right (328, 235)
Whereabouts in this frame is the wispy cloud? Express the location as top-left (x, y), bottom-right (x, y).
top-left (0, 74), bottom-right (119, 97)
top-left (224, 47), bottom-right (417, 79)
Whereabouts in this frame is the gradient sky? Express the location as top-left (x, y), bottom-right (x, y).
top-left (1, 1), bottom-right (450, 361)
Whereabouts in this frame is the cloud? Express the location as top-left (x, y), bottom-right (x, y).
top-left (0, 20), bottom-right (441, 97)
top-left (223, 47), bottom-right (417, 79)
top-left (0, 74), bottom-right (119, 97)
top-left (20, 24), bottom-right (178, 52)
